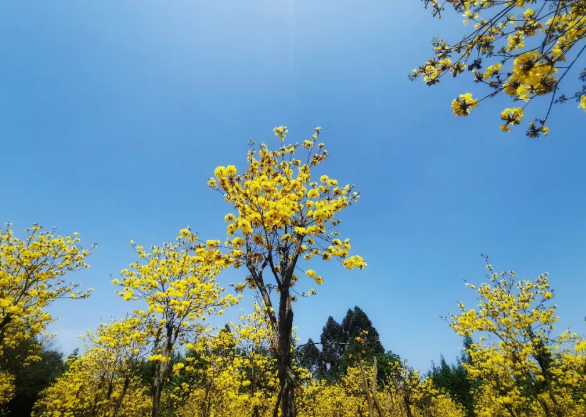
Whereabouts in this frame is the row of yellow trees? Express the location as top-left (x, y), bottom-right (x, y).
top-left (1, 127), bottom-right (366, 417)
top-left (2, 128), bottom-right (586, 416)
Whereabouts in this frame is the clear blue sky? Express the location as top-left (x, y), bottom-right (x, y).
top-left (1, 0), bottom-right (585, 372)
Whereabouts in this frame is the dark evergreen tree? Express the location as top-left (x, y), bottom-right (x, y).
top-left (302, 307), bottom-right (387, 382)
top-left (317, 316), bottom-right (346, 381)
top-left (341, 307), bottom-right (384, 354)
top-left (0, 340), bottom-right (66, 417)
top-left (336, 307), bottom-right (387, 380)
top-left (295, 338), bottom-right (320, 377)
top-left (428, 336), bottom-right (475, 417)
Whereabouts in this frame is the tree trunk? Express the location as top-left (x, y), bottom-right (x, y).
top-left (0, 314), bottom-right (12, 344)
top-left (276, 288), bottom-right (295, 417)
top-left (113, 376), bottom-right (131, 417)
top-left (152, 325), bottom-right (173, 417)
top-left (357, 354), bottom-right (374, 417)
top-left (90, 374), bottom-right (107, 417)
top-left (404, 396), bottom-right (414, 417)
top-left (152, 364), bottom-right (167, 417)
top-left (371, 357), bottom-right (385, 417)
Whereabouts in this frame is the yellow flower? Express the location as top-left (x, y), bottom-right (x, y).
top-left (499, 107), bottom-right (524, 132)
top-left (307, 189), bottom-right (319, 199)
top-left (252, 235), bottom-right (265, 245)
top-left (273, 126), bottom-right (288, 141)
top-left (451, 93), bottom-right (479, 116)
top-left (483, 64), bottom-right (503, 80)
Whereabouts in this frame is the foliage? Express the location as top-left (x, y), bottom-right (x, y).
top-left (316, 316), bottom-right (346, 380)
top-left (0, 371), bottom-right (14, 410)
top-left (297, 360), bottom-right (466, 417)
top-left (414, 0), bottom-right (586, 136)
top-left (296, 306), bottom-right (389, 383)
top-left (0, 340), bottom-right (66, 417)
top-left (3, 130), bottom-right (586, 417)
top-left (295, 338), bottom-right (320, 379)
top-left (428, 337), bottom-right (476, 417)
top-left (174, 303), bottom-right (280, 417)
top-left (23, 253), bottom-right (586, 417)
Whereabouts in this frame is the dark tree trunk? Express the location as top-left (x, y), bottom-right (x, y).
top-left (152, 365), bottom-right (166, 417)
top-left (152, 325), bottom-right (173, 417)
top-left (276, 288), bottom-right (295, 417)
top-left (404, 396), bottom-right (414, 417)
top-left (113, 376), bottom-right (131, 417)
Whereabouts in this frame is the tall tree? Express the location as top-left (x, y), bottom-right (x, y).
top-left (209, 126), bottom-right (366, 416)
top-left (413, 0), bottom-right (586, 137)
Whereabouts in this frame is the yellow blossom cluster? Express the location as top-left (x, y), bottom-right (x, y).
top-left (499, 107), bottom-right (525, 132)
top-left (111, 229), bottom-right (239, 334)
top-left (0, 371), bottom-right (15, 408)
top-left (451, 93), bottom-right (479, 116)
top-left (414, 0), bottom-right (586, 136)
top-left (209, 127), bottom-right (365, 293)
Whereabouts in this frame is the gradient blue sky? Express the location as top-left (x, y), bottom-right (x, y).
top-left (1, 0), bottom-right (585, 371)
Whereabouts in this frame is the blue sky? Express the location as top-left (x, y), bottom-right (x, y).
top-left (1, 0), bottom-right (585, 372)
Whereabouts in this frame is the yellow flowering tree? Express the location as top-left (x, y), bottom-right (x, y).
top-left (0, 370), bottom-right (15, 409)
top-left (297, 367), bottom-right (369, 417)
top-left (110, 229), bottom-right (239, 417)
top-left (382, 362), bottom-right (465, 417)
top-left (449, 258), bottom-right (586, 416)
top-left (176, 303), bottom-right (279, 417)
top-left (413, 0), bottom-right (586, 136)
top-left (32, 315), bottom-right (152, 417)
top-left (296, 361), bottom-right (465, 417)
top-left (0, 223), bottom-right (95, 355)
top-left (208, 126), bottom-right (366, 416)
top-left (0, 222), bottom-right (95, 406)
